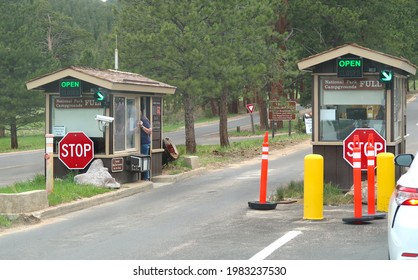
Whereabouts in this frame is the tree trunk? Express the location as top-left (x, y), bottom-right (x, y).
top-left (219, 87), bottom-right (229, 147)
top-left (210, 98), bottom-right (218, 116)
top-left (271, 82), bottom-right (284, 129)
top-left (10, 119), bottom-right (18, 149)
top-left (183, 92), bottom-right (196, 153)
top-left (229, 97), bottom-right (239, 114)
top-left (256, 88), bottom-right (269, 130)
top-left (299, 78), bottom-right (305, 100)
top-left (0, 126), bottom-right (5, 137)
top-left (271, 0), bottom-right (288, 130)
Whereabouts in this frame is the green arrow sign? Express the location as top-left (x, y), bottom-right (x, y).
top-left (96, 91), bottom-right (105, 101)
top-left (380, 70), bottom-right (393, 83)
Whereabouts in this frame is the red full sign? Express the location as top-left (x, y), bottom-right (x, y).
top-left (343, 128), bottom-right (386, 170)
top-left (59, 131), bottom-right (94, 169)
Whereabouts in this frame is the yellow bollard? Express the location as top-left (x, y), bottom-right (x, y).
top-left (303, 154), bottom-right (324, 220)
top-left (376, 152), bottom-right (395, 212)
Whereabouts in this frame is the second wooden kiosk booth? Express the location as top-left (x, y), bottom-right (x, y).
top-left (297, 43), bottom-right (417, 189)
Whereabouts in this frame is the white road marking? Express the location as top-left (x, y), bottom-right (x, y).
top-left (249, 230), bottom-right (302, 260)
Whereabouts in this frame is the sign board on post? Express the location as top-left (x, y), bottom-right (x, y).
top-left (246, 104), bottom-right (255, 133)
top-left (246, 104), bottom-right (254, 113)
top-left (269, 100), bottom-right (297, 121)
top-left (343, 128), bottom-right (386, 170)
top-left (59, 131), bottom-right (94, 170)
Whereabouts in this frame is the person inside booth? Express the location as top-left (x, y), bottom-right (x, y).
top-left (137, 110), bottom-right (152, 180)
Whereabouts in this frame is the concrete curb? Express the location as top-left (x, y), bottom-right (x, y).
top-left (0, 190), bottom-right (48, 215)
top-left (152, 167), bottom-right (207, 183)
top-left (31, 181), bottom-right (153, 220)
top-left (27, 168), bottom-right (206, 221)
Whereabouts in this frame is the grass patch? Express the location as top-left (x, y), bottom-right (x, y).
top-left (0, 173), bottom-right (113, 229)
top-left (162, 133), bottom-right (310, 172)
top-left (162, 153), bottom-right (194, 175)
top-left (47, 174), bottom-right (112, 207)
top-left (0, 216), bottom-right (12, 228)
top-left (0, 135), bottom-right (44, 153)
top-left (162, 122), bottom-right (184, 133)
top-left (0, 121), bottom-right (45, 153)
top-left (163, 113), bottom-right (242, 133)
top-left (270, 180), bottom-right (353, 205)
top-left (0, 173), bottom-right (112, 207)
top-left (161, 132), bottom-right (310, 175)
top-left (0, 174), bottom-right (46, 194)
top-left (322, 182), bottom-right (353, 205)
top-left (229, 119), bottom-right (303, 137)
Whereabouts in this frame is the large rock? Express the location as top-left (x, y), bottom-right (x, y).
top-left (74, 159), bottom-right (120, 189)
top-left (345, 180), bottom-right (377, 204)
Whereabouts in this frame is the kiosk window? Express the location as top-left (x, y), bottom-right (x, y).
top-left (393, 77), bottom-right (406, 141)
top-left (114, 97), bottom-right (137, 152)
top-left (51, 96), bottom-right (104, 137)
top-left (51, 96), bottom-right (105, 153)
top-left (319, 77), bottom-right (386, 141)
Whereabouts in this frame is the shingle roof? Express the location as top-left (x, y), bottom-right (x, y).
top-left (26, 66), bottom-right (176, 94)
top-left (297, 43), bottom-right (417, 75)
top-left (69, 66), bottom-right (175, 89)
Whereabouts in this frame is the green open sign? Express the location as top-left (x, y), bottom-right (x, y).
top-left (337, 58), bottom-right (363, 78)
top-left (59, 79), bottom-right (82, 97)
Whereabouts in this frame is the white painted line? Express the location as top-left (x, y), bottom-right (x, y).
top-left (249, 230), bottom-right (302, 260)
top-left (236, 177), bottom-right (257, 180)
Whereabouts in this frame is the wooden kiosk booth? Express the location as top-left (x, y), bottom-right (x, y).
top-left (26, 66), bottom-right (176, 184)
top-left (297, 43), bottom-right (417, 189)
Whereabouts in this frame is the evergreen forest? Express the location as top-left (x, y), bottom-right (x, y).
top-left (0, 0), bottom-right (417, 151)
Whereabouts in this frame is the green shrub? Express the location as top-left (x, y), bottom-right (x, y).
top-left (271, 180), bottom-right (353, 205)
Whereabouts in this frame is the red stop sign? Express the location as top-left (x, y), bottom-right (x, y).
top-left (343, 128), bottom-right (386, 170)
top-left (59, 132), bottom-right (94, 169)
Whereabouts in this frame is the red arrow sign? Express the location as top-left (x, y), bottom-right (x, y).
top-left (343, 128), bottom-right (386, 170)
top-left (59, 132), bottom-right (94, 170)
top-left (246, 104), bottom-right (254, 113)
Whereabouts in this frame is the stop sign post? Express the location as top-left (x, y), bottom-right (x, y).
top-left (343, 128), bottom-right (386, 170)
top-left (59, 132), bottom-right (94, 169)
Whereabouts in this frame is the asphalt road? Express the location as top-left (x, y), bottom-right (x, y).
top-left (164, 112), bottom-right (261, 146)
top-left (0, 140), bottom-right (389, 260)
top-left (0, 149), bottom-right (44, 187)
top-left (405, 94), bottom-right (418, 154)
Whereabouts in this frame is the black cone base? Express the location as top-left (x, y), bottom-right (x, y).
top-left (342, 216), bottom-right (374, 224)
top-left (363, 213), bottom-right (386, 220)
top-left (248, 201), bottom-right (278, 210)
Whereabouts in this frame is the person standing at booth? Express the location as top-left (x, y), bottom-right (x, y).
top-left (138, 111), bottom-right (152, 180)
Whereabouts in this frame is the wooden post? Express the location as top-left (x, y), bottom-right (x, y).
top-left (45, 134), bottom-right (54, 193)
